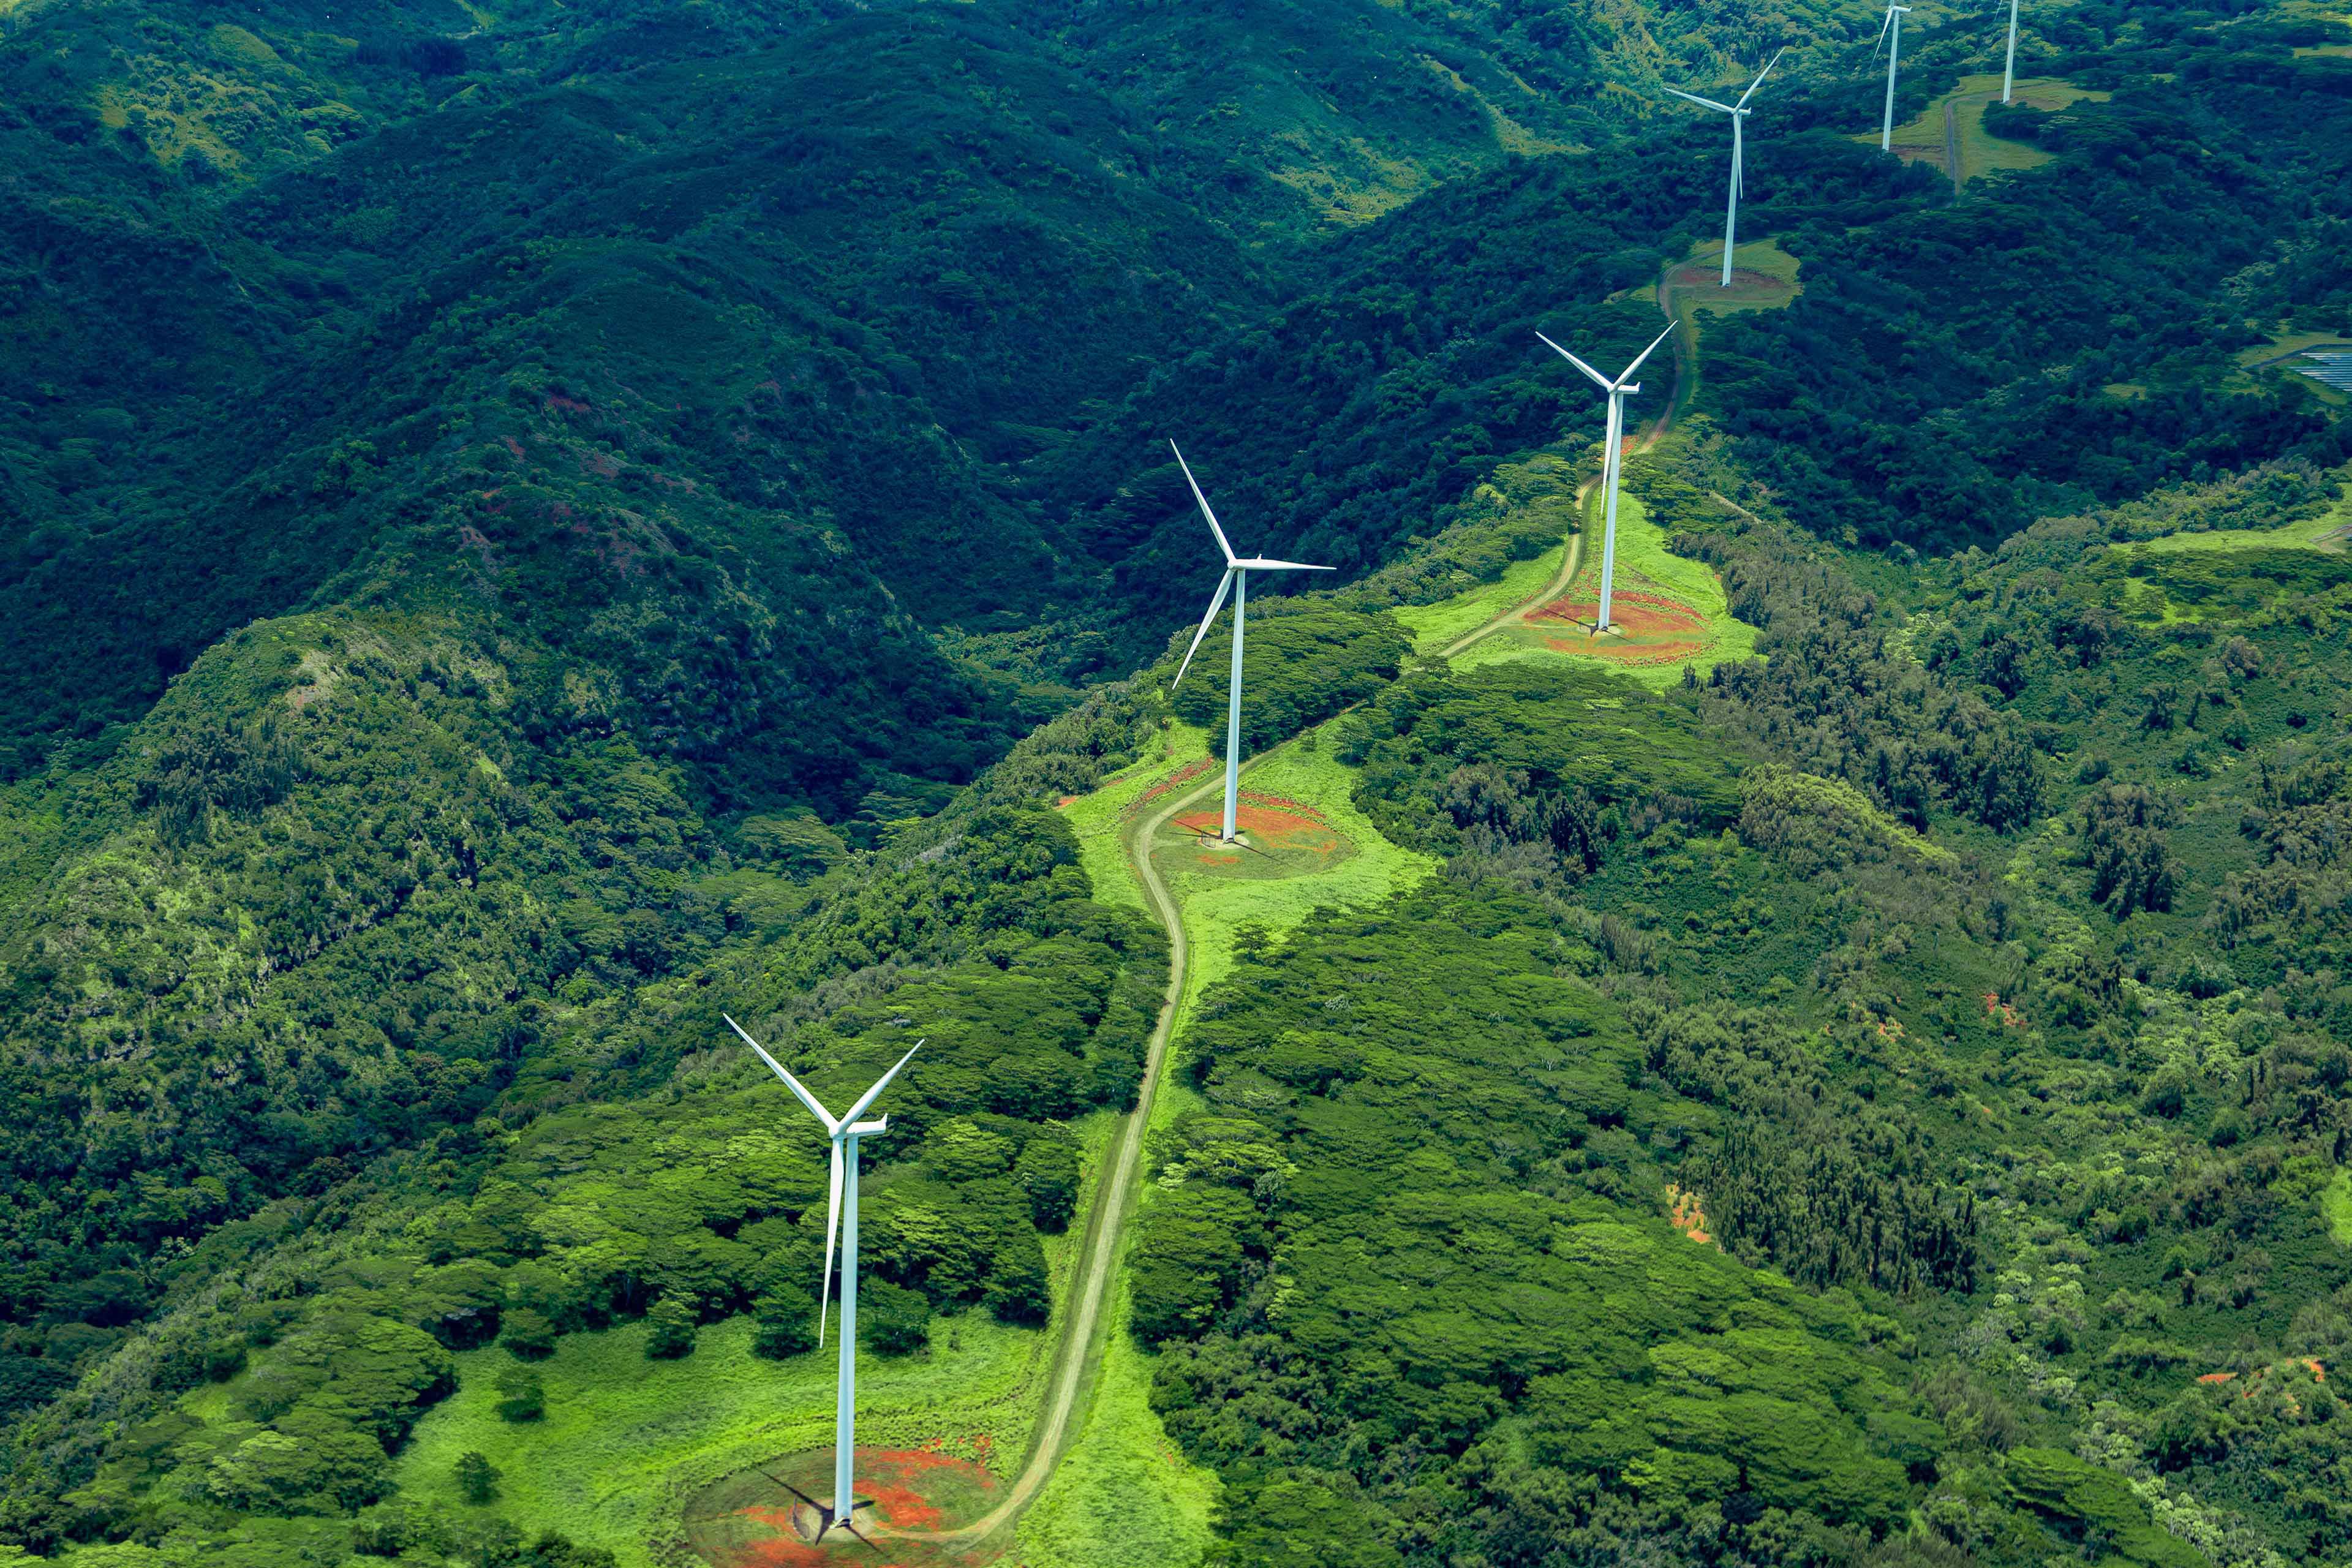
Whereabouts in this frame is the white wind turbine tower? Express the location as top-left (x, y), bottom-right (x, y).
top-left (1662, 49), bottom-right (1785, 287)
top-left (1536, 322), bottom-right (1676, 635)
top-left (2003, 0), bottom-right (2022, 102)
top-left (725, 1016), bottom-right (921, 1542)
top-left (1167, 442), bottom-right (1332, 843)
top-left (1876, 4), bottom-right (1913, 151)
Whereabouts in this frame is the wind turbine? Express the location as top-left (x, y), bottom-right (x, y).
top-left (1167, 442), bottom-right (1332, 843)
top-left (2002, 0), bottom-right (2021, 102)
top-left (1662, 50), bottom-right (1785, 288)
top-left (725, 1016), bottom-right (921, 1542)
top-left (1536, 322), bottom-right (1676, 635)
top-left (1876, 4), bottom-right (1913, 151)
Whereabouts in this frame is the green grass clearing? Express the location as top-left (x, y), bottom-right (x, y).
top-left (391, 1313), bottom-right (1053, 1568)
top-left (1864, 75), bottom-right (2108, 184)
top-left (1060, 723), bottom-right (1213, 912)
top-left (1664, 238), bottom-right (1801, 321)
top-left (1391, 542), bottom-right (1564, 653)
top-left (1454, 486), bottom-right (1757, 689)
top-left (2125, 484), bottom-right (2352, 556)
top-left (1160, 733), bottom-right (1436, 1021)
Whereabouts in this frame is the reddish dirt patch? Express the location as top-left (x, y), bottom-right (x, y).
top-left (687, 1446), bottom-right (1001, 1567)
top-left (1665, 264), bottom-right (1791, 302)
top-left (865, 1482), bottom-right (943, 1529)
top-left (1128, 757), bottom-right (1216, 818)
top-left (2198, 1359), bottom-right (2326, 1397)
top-left (1174, 793), bottom-right (1335, 852)
top-left (1531, 590), bottom-right (1705, 637)
top-left (1667, 1183), bottom-right (1714, 1246)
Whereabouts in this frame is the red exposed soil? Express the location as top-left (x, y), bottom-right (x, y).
top-left (726, 1507), bottom-right (827, 1568)
top-left (1173, 794), bottom-right (1336, 852)
top-left (1666, 1183), bottom-right (1714, 1246)
top-left (1530, 590), bottom-right (1705, 636)
top-left (865, 1483), bottom-right (943, 1529)
top-left (1126, 757), bottom-right (1216, 818)
top-left (703, 1447), bottom-right (1000, 1567)
top-left (1665, 264), bottom-right (1790, 301)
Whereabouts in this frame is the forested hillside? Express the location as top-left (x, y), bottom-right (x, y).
top-left (1, 0), bottom-right (2350, 1566)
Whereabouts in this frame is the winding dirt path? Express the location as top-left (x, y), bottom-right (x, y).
top-left (886, 766), bottom-right (1224, 1551)
top-left (888, 263), bottom-right (1704, 1559)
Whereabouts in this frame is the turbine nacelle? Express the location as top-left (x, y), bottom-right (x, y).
top-left (1874, 4), bottom-right (1912, 57)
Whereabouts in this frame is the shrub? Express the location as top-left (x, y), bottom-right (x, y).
top-left (494, 1366), bottom-right (545, 1422)
top-left (859, 1283), bottom-right (932, 1356)
top-left (644, 1297), bottom-right (698, 1360)
top-left (750, 1287), bottom-right (820, 1360)
top-left (1016, 1138), bottom-right (1082, 1233)
top-left (455, 1451), bottom-right (500, 1505)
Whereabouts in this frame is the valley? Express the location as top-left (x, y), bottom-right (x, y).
top-left (1, 1), bottom-right (2351, 1567)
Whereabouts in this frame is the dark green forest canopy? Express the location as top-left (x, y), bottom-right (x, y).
top-left (0, 0), bottom-right (2346, 1564)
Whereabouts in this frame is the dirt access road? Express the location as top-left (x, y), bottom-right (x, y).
top-left (888, 257), bottom-right (1699, 1561)
top-left (883, 764), bottom-right (1219, 1552)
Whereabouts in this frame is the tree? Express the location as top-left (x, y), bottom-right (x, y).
top-left (860, 1283), bottom-right (932, 1356)
top-left (1016, 1137), bottom-right (1082, 1232)
top-left (456, 1451), bottom-right (500, 1506)
top-left (495, 1366), bottom-right (545, 1422)
top-left (985, 1232), bottom-right (1051, 1326)
top-left (751, 1287), bottom-right (820, 1360)
top-left (2082, 783), bottom-right (2180, 916)
top-left (501, 1307), bottom-right (558, 1360)
top-left (644, 1295), bottom-right (698, 1359)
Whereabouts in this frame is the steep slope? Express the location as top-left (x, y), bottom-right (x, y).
top-left (0, 1), bottom-right (2348, 1566)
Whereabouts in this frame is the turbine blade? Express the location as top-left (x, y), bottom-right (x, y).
top-left (1233, 557), bottom-right (1335, 571)
top-left (1618, 322), bottom-right (1678, 385)
top-left (1172, 570), bottom-right (1236, 690)
top-left (817, 1137), bottom-right (843, 1348)
top-left (1736, 47), bottom-right (1785, 109)
top-left (726, 1015), bottom-right (840, 1131)
top-left (837, 1040), bottom-right (922, 1129)
top-left (1660, 85), bottom-right (1736, 113)
top-left (1536, 331), bottom-right (1615, 391)
top-left (1874, 7), bottom-right (1894, 58)
top-left (1169, 440), bottom-right (1237, 565)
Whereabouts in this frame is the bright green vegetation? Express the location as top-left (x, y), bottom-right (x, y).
top-left (1159, 735), bottom-right (1436, 1016)
top-left (1452, 470), bottom-right (1757, 688)
top-left (2125, 484), bottom-right (2352, 556)
top-left (1390, 543), bottom-right (1564, 653)
top-left (1060, 723), bottom-right (1215, 913)
top-left (4, 1), bottom-right (2352, 1567)
top-left (2325, 1170), bottom-right (2352, 1246)
top-left (391, 1314), bottom-right (1046, 1567)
